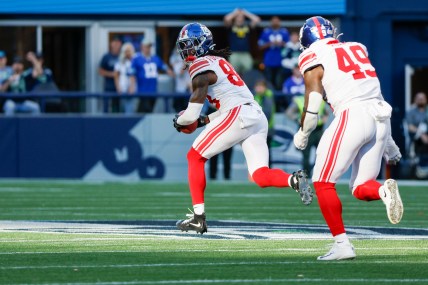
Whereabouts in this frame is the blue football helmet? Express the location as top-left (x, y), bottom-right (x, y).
top-left (176, 23), bottom-right (215, 61)
top-left (299, 16), bottom-right (336, 50)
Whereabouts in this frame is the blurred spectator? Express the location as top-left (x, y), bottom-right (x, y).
top-left (209, 148), bottom-right (234, 180)
top-left (254, 80), bottom-right (275, 167)
top-left (131, 38), bottom-right (173, 113)
top-left (258, 16), bottom-right (289, 90)
top-left (3, 56), bottom-right (40, 115)
top-left (23, 52), bottom-right (54, 92)
top-left (223, 8), bottom-right (260, 75)
top-left (169, 48), bottom-right (191, 112)
top-left (286, 94), bottom-right (327, 173)
top-left (281, 32), bottom-right (301, 80)
top-left (282, 65), bottom-right (305, 109)
top-left (0, 50), bottom-right (12, 92)
top-left (99, 37), bottom-right (122, 112)
top-left (406, 91), bottom-right (428, 176)
top-left (114, 43), bottom-right (137, 114)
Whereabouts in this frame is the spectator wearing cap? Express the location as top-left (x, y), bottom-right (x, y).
top-left (0, 51), bottom-right (13, 92)
top-left (99, 37), bottom-right (122, 112)
top-left (3, 56), bottom-right (40, 115)
top-left (131, 38), bottom-right (173, 113)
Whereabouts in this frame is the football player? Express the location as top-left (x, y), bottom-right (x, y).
top-left (294, 16), bottom-right (403, 260)
top-left (173, 23), bottom-right (313, 234)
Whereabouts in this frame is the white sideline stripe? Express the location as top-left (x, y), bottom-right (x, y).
top-left (6, 278), bottom-right (428, 284)
top-left (0, 246), bottom-right (427, 255)
top-left (1, 260), bottom-right (428, 270)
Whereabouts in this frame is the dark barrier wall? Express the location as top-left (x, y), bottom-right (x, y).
top-left (342, 0), bottom-right (428, 155)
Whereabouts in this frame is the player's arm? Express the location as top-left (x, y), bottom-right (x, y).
top-left (293, 65), bottom-right (324, 150)
top-left (174, 71), bottom-right (217, 130)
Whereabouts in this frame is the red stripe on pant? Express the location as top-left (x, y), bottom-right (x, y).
top-left (314, 181), bottom-right (345, 236)
top-left (319, 110), bottom-right (348, 182)
top-left (196, 106), bottom-right (240, 154)
top-left (325, 110), bottom-right (349, 181)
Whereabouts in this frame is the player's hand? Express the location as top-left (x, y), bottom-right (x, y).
top-left (197, 115), bottom-right (210, 128)
top-left (294, 128), bottom-right (309, 150)
top-left (383, 138), bottom-right (402, 165)
top-left (173, 114), bottom-right (183, 132)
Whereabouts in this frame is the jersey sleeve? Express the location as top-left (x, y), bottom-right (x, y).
top-left (188, 58), bottom-right (212, 80)
top-left (298, 49), bottom-right (321, 74)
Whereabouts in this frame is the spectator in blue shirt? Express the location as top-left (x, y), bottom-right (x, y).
top-left (282, 65), bottom-right (305, 108)
top-left (99, 37), bottom-right (122, 112)
top-left (131, 38), bottom-right (173, 113)
top-left (223, 8), bottom-right (260, 75)
top-left (258, 16), bottom-right (289, 91)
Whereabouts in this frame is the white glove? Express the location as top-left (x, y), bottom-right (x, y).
top-left (294, 128), bottom-right (309, 150)
top-left (383, 136), bottom-right (402, 165)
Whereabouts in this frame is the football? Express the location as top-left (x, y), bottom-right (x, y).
top-left (177, 110), bottom-right (198, 134)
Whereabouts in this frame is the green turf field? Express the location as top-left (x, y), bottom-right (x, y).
top-left (0, 181), bottom-right (427, 284)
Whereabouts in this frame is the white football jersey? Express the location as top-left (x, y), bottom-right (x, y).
top-left (188, 55), bottom-right (255, 111)
top-left (299, 38), bottom-right (382, 114)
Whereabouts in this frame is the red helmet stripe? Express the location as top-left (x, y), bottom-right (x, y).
top-left (312, 17), bottom-right (324, 39)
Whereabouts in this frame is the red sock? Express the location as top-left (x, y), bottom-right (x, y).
top-left (252, 167), bottom-right (291, 188)
top-left (313, 182), bottom-right (345, 236)
top-left (353, 180), bottom-right (381, 201)
top-left (187, 148), bottom-right (208, 205)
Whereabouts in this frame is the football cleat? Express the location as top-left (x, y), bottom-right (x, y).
top-left (290, 170), bottom-right (313, 205)
top-left (176, 210), bottom-right (207, 234)
top-left (317, 241), bottom-right (356, 261)
top-left (380, 179), bottom-right (404, 224)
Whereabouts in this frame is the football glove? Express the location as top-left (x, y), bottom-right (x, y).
top-left (173, 114), bottom-right (183, 132)
top-left (197, 115), bottom-right (209, 128)
top-left (383, 137), bottom-right (402, 165)
top-left (173, 114), bottom-right (210, 132)
top-left (294, 128), bottom-right (309, 150)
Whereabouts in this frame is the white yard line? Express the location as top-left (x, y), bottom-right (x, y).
top-left (1, 260), bottom-right (428, 270)
top-left (6, 278), bottom-right (428, 285)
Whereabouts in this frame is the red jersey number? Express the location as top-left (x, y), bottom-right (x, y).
top-left (335, 45), bottom-right (377, 80)
top-left (207, 95), bottom-right (221, 109)
top-left (219, 59), bottom-right (244, 86)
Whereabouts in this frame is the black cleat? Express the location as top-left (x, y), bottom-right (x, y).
top-left (176, 210), bottom-right (208, 234)
top-left (290, 169), bottom-right (313, 205)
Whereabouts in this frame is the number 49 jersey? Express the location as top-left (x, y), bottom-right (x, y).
top-left (188, 56), bottom-right (255, 111)
top-left (298, 38), bottom-right (382, 114)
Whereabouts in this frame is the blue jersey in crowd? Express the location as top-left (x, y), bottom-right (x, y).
top-left (258, 27), bottom-right (289, 67)
top-left (0, 66), bottom-right (12, 86)
top-left (229, 24), bottom-right (251, 52)
top-left (99, 52), bottom-right (119, 92)
top-left (132, 53), bottom-right (168, 94)
top-left (282, 76), bottom-right (305, 96)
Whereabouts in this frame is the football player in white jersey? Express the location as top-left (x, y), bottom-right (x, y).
top-left (173, 22), bottom-right (313, 234)
top-left (294, 16), bottom-right (404, 260)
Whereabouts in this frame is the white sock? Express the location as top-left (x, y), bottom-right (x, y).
top-left (378, 186), bottom-right (386, 202)
top-left (193, 203), bottom-right (205, 215)
top-left (334, 233), bottom-right (350, 244)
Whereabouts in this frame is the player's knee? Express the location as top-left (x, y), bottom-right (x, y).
top-left (252, 167), bottom-right (271, 188)
top-left (187, 148), bottom-right (206, 164)
top-left (313, 181), bottom-right (336, 194)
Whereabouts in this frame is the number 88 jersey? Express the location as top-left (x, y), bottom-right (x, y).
top-left (188, 55), bottom-right (255, 111)
top-left (298, 38), bottom-right (383, 115)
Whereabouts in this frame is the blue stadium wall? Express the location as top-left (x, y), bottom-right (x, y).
top-left (0, 115), bottom-right (302, 180)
